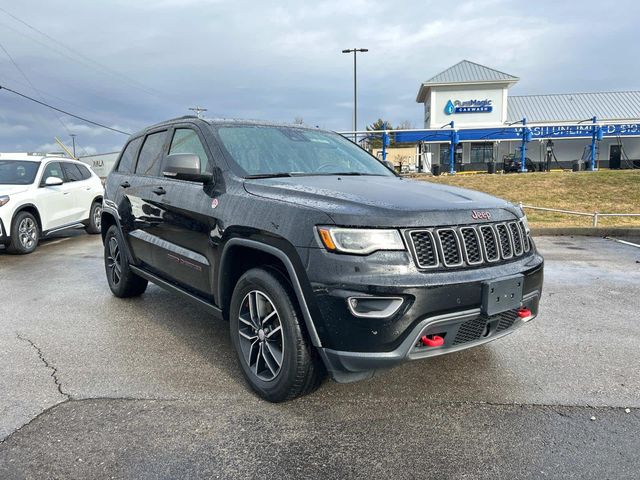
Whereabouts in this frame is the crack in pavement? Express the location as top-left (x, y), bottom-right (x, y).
top-left (16, 333), bottom-right (71, 400)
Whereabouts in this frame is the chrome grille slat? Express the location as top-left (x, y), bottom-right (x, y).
top-left (436, 228), bottom-right (463, 267)
top-left (460, 227), bottom-right (483, 265)
top-left (518, 220), bottom-right (531, 252)
top-left (407, 230), bottom-right (439, 269)
top-left (495, 223), bottom-right (513, 259)
top-left (508, 221), bottom-right (524, 256)
top-left (479, 225), bottom-right (500, 262)
top-left (408, 220), bottom-right (532, 271)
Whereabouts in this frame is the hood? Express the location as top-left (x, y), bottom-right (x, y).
top-left (244, 175), bottom-right (521, 227)
top-left (0, 185), bottom-right (29, 196)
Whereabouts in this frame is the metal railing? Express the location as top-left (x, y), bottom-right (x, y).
top-left (519, 203), bottom-right (640, 227)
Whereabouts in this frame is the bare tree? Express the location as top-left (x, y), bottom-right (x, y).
top-left (293, 116), bottom-right (304, 125)
top-left (396, 120), bottom-right (414, 130)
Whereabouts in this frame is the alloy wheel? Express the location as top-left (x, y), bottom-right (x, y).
top-left (18, 217), bottom-right (37, 250)
top-left (93, 205), bottom-right (102, 229)
top-left (107, 236), bottom-right (122, 285)
top-left (238, 290), bottom-right (284, 381)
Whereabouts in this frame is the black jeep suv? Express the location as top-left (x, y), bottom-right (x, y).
top-left (101, 117), bottom-right (544, 402)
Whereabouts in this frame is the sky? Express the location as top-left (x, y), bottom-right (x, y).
top-left (0, 0), bottom-right (639, 156)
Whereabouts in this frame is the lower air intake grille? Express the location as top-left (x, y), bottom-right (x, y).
top-left (452, 309), bottom-right (519, 345)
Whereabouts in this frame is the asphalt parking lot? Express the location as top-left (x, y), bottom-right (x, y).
top-left (1, 232), bottom-right (639, 479)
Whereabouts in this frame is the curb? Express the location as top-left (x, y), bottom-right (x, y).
top-left (531, 227), bottom-right (640, 237)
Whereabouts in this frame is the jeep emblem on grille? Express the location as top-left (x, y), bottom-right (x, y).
top-left (471, 210), bottom-right (491, 220)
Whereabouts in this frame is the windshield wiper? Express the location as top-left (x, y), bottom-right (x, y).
top-left (317, 172), bottom-right (384, 176)
top-left (244, 172), bottom-right (293, 179)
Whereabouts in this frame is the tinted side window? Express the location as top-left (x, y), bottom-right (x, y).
top-left (118, 137), bottom-right (143, 173)
top-left (135, 132), bottom-right (167, 176)
top-left (41, 162), bottom-right (65, 184)
top-left (62, 163), bottom-right (83, 182)
top-left (77, 164), bottom-right (92, 180)
top-left (169, 128), bottom-right (210, 173)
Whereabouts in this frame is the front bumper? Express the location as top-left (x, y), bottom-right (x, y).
top-left (301, 247), bottom-right (544, 382)
top-left (319, 291), bottom-right (539, 382)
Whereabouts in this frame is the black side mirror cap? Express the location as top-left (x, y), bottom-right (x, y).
top-left (162, 153), bottom-right (213, 183)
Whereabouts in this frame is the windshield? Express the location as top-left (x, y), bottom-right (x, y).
top-left (0, 160), bottom-right (40, 185)
top-left (216, 126), bottom-right (394, 177)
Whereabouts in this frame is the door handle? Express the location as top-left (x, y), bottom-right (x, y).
top-left (120, 181), bottom-right (130, 188)
top-left (152, 186), bottom-right (166, 196)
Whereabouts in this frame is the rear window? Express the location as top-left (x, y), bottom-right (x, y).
top-left (117, 137), bottom-right (143, 173)
top-left (135, 132), bottom-right (167, 176)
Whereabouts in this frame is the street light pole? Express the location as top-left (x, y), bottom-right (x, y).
top-left (70, 134), bottom-right (76, 158)
top-left (342, 48), bottom-right (368, 142)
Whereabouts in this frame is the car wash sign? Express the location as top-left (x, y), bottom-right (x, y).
top-left (444, 99), bottom-right (493, 115)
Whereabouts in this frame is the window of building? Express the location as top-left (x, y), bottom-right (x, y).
top-left (439, 143), bottom-right (462, 164)
top-left (169, 129), bottom-right (210, 173)
top-left (118, 137), bottom-right (143, 173)
top-left (470, 142), bottom-right (494, 163)
top-left (135, 131), bottom-right (167, 176)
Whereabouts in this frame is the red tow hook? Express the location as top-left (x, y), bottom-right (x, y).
top-left (421, 335), bottom-right (444, 347)
top-left (517, 307), bottom-right (532, 319)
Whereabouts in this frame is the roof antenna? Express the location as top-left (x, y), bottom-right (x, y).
top-left (188, 106), bottom-right (207, 118)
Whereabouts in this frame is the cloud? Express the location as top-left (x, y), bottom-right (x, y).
top-left (0, 0), bottom-right (638, 151)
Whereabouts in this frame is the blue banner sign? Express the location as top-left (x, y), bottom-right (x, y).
top-left (394, 123), bottom-right (640, 144)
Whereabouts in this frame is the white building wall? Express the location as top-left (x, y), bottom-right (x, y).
top-left (428, 83), bottom-right (508, 128)
top-left (78, 152), bottom-right (120, 178)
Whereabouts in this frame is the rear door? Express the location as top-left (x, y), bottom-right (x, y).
top-left (36, 161), bottom-right (78, 230)
top-left (125, 130), bottom-right (170, 270)
top-left (61, 162), bottom-right (92, 221)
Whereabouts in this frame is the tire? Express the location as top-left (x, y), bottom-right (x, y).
top-left (7, 211), bottom-right (40, 254)
top-left (85, 201), bottom-right (102, 234)
top-left (104, 225), bottom-right (148, 297)
top-left (229, 267), bottom-right (324, 402)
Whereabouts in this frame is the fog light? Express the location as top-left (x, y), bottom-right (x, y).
top-left (347, 296), bottom-right (404, 318)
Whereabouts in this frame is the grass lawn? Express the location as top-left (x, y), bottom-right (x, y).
top-left (414, 169), bottom-right (640, 228)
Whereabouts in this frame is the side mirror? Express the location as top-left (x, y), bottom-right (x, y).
top-left (162, 154), bottom-right (212, 183)
top-left (44, 176), bottom-right (63, 187)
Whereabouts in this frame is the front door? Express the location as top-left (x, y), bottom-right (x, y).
top-left (141, 126), bottom-right (216, 298)
top-left (37, 161), bottom-right (77, 230)
top-left (609, 145), bottom-right (622, 169)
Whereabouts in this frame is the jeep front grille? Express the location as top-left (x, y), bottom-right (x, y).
top-left (407, 220), bottom-right (532, 270)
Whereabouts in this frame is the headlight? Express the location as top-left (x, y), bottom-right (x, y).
top-left (521, 214), bottom-right (530, 233)
top-left (0, 195), bottom-right (9, 207)
top-left (317, 226), bottom-right (405, 255)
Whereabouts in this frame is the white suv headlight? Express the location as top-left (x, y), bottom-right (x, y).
top-left (0, 195), bottom-right (9, 207)
top-left (317, 227), bottom-right (405, 255)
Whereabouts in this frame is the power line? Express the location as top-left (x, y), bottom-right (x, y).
top-left (0, 6), bottom-right (166, 100)
top-left (0, 38), bottom-right (90, 155)
top-left (0, 84), bottom-right (131, 135)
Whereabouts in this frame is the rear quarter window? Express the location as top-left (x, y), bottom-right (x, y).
top-left (62, 163), bottom-right (84, 182)
top-left (117, 137), bottom-right (143, 174)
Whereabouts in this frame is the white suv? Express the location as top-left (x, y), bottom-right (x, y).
top-left (0, 153), bottom-right (104, 254)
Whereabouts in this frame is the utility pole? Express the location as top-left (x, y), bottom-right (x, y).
top-left (342, 48), bottom-right (368, 142)
top-left (70, 134), bottom-right (76, 157)
top-left (189, 106), bottom-right (208, 118)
